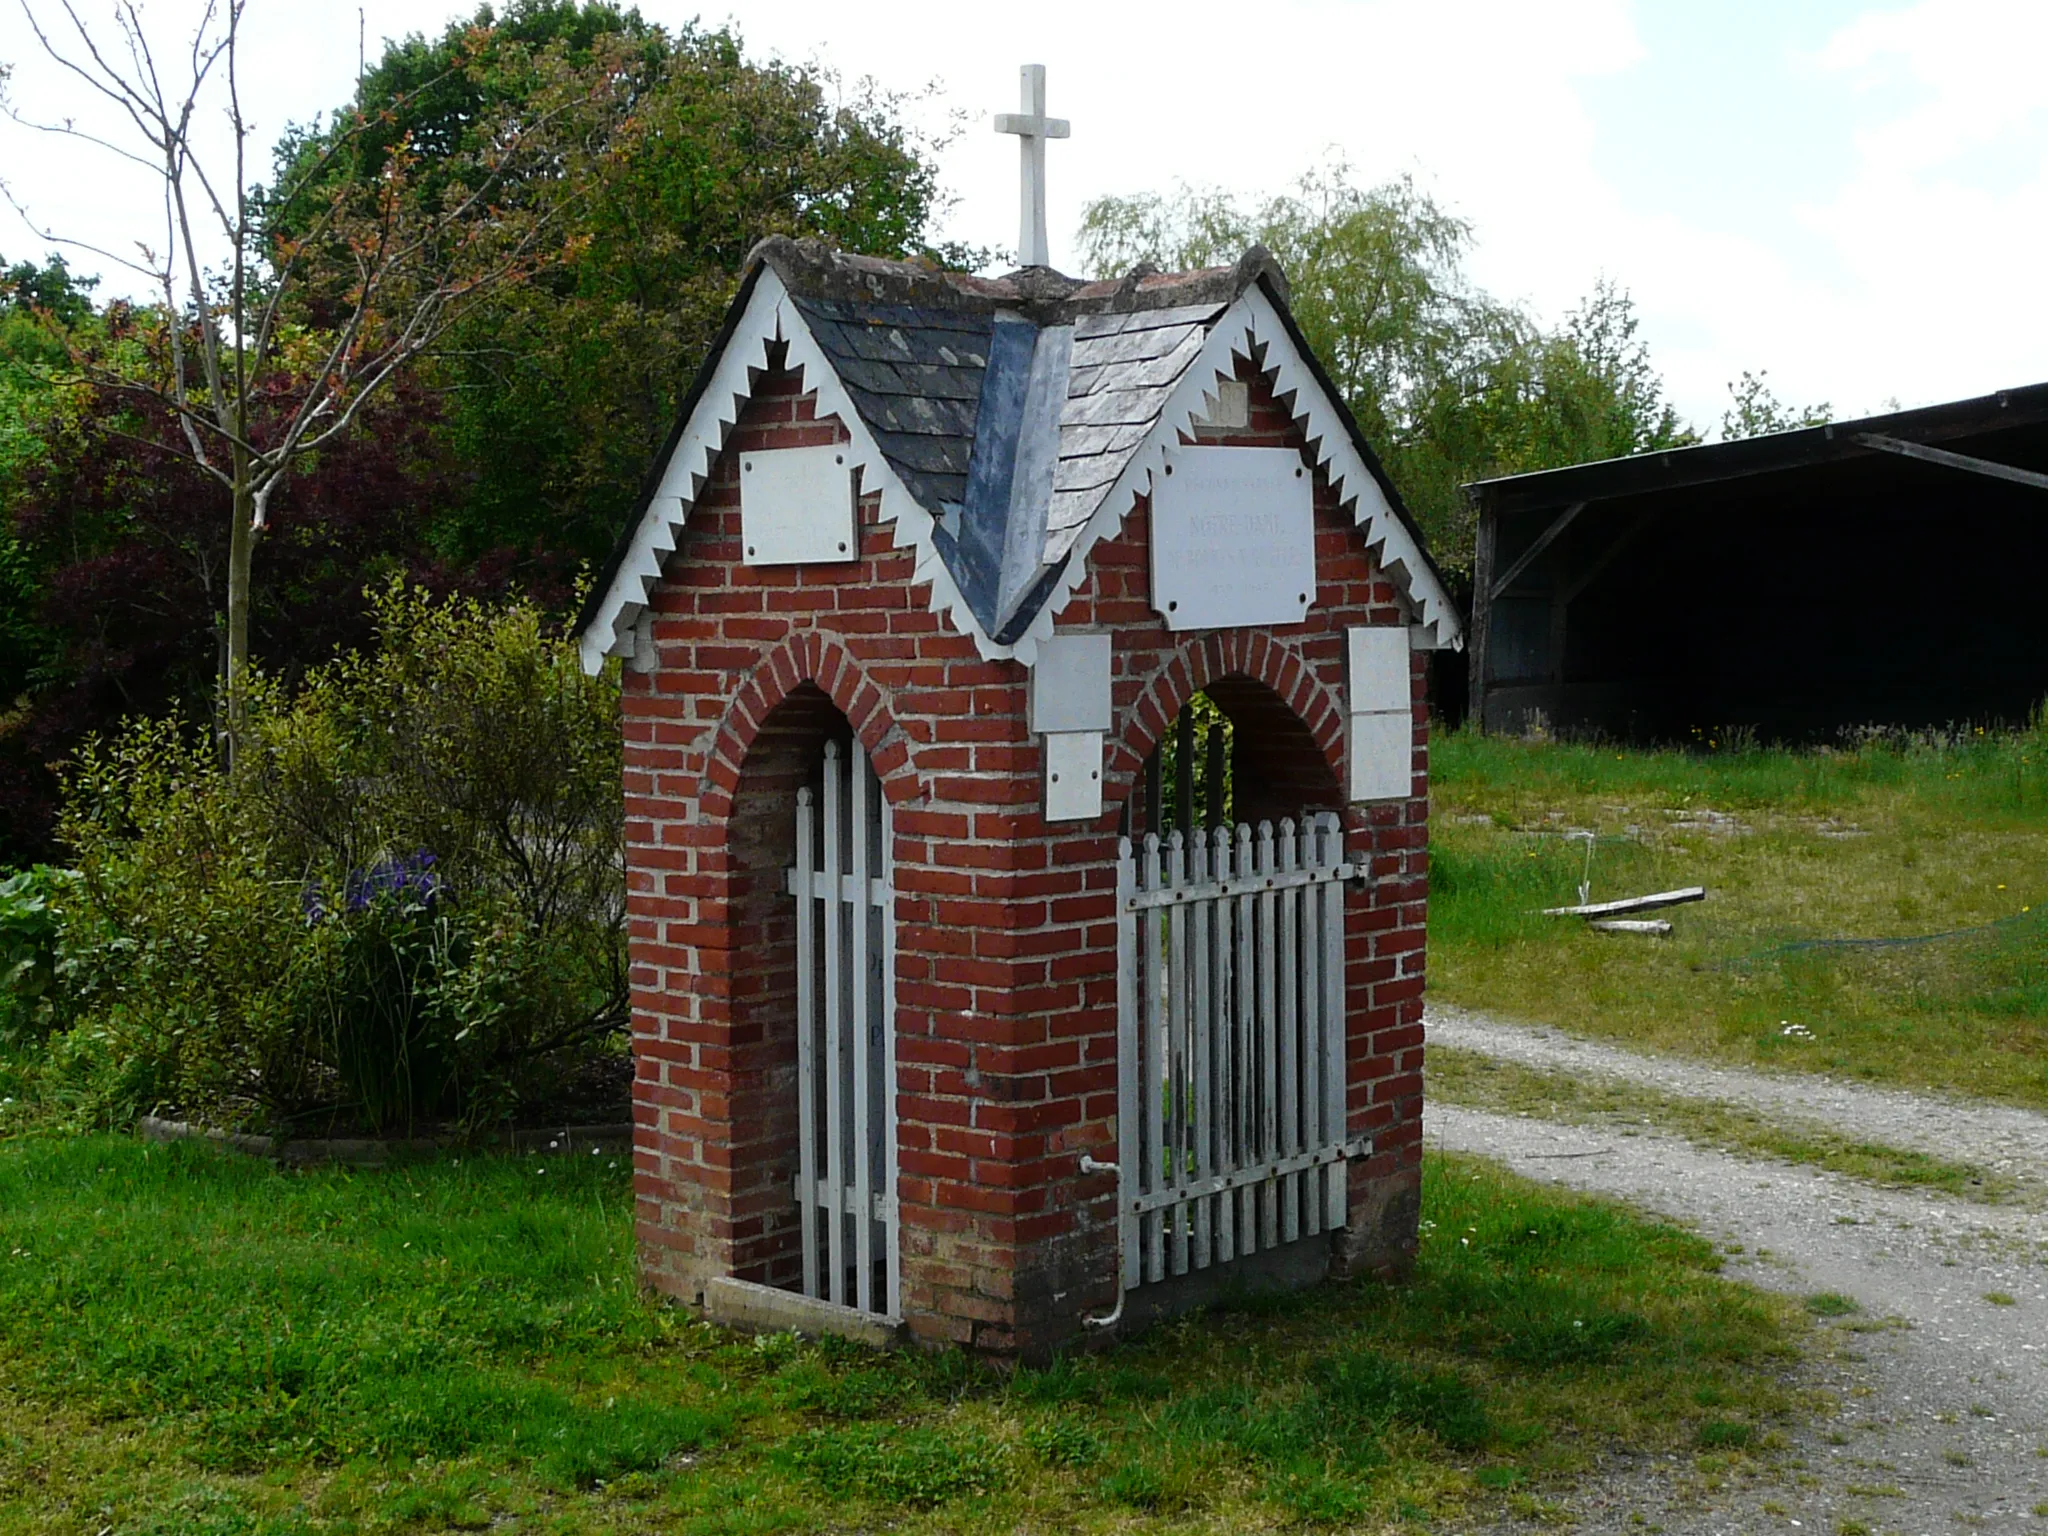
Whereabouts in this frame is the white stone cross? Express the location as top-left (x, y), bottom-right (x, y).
top-left (993, 64), bottom-right (1069, 270)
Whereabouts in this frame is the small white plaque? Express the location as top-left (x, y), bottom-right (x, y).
top-left (1348, 710), bottom-right (1413, 802)
top-left (740, 444), bottom-right (856, 565)
top-left (1346, 626), bottom-right (1410, 714)
top-left (1030, 633), bottom-right (1112, 734)
top-left (1043, 730), bottom-right (1104, 822)
top-left (1150, 446), bottom-right (1315, 631)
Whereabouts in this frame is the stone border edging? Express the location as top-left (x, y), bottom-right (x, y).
top-left (137, 1114), bottom-right (634, 1167)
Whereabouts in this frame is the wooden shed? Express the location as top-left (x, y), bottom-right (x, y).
top-left (1465, 384), bottom-right (2048, 740)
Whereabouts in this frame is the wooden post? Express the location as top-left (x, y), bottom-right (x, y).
top-left (1468, 499), bottom-right (1498, 733)
top-left (1204, 721), bottom-right (1228, 829)
top-left (1175, 708), bottom-right (1196, 839)
top-left (821, 742), bottom-right (845, 1305)
top-left (1143, 746), bottom-right (1163, 840)
top-left (795, 786), bottom-right (818, 1298)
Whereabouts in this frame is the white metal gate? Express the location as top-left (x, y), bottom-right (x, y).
top-left (1115, 812), bottom-right (1370, 1288)
top-left (788, 739), bottom-right (898, 1317)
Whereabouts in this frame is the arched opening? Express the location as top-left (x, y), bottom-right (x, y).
top-left (1122, 674), bottom-right (1343, 840)
top-left (1109, 671), bottom-right (1356, 1311)
top-left (723, 684), bottom-right (896, 1314)
top-left (723, 684), bottom-right (844, 1293)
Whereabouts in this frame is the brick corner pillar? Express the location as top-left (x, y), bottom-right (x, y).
top-left (1331, 698), bottom-right (1429, 1284)
top-left (890, 663), bottom-right (1124, 1363)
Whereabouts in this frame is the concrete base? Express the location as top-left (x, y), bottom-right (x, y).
top-left (1333, 1168), bottom-right (1422, 1281)
top-left (703, 1275), bottom-right (904, 1349)
top-left (1118, 1232), bottom-right (1332, 1334)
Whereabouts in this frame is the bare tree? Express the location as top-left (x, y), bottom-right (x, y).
top-left (1, 0), bottom-right (621, 746)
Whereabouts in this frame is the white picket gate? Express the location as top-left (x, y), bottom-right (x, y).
top-left (1114, 812), bottom-right (1370, 1288)
top-left (787, 739), bottom-right (899, 1317)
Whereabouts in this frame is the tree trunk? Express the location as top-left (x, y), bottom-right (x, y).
top-left (224, 445), bottom-right (255, 758)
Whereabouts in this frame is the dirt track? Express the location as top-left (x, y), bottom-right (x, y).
top-left (1429, 1010), bottom-right (2048, 1533)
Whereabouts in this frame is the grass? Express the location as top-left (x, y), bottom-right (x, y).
top-left (0, 1132), bottom-right (1809, 1534)
top-left (1429, 723), bottom-right (2048, 1107)
top-left (1428, 1046), bottom-right (2014, 1203)
top-left (1804, 1294), bottom-right (1861, 1319)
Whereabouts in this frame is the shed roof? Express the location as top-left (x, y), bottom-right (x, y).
top-left (577, 238), bottom-right (1462, 670)
top-left (1468, 381), bottom-right (2048, 517)
top-left (1461, 379), bottom-right (2048, 741)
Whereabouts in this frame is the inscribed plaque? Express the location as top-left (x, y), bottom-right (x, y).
top-left (1149, 446), bottom-right (1315, 631)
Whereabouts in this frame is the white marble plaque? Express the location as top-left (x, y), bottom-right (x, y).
top-left (1149, 446), bottom-right (1315, 631)
top-left (1346, 625), bottom-right (1410, 714)
top-left (740, 444), bottom-right (856, 565)
top-left (1030, 632), bottom-right (1112, 734)
top-left (1042, 730), bottom-right (1104, 821)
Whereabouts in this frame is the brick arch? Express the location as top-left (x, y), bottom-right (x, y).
top-left (1108, 630), bottom-right (1348, 795)
top-left (698, 630), bottom-right (918, 822)
top-left (694, 630), bottom-right (915, 1296)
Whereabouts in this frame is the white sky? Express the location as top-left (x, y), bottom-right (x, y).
top-left (3, 0), bottom-right (2044, 432)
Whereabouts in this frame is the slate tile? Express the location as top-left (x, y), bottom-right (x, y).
top-left (1054, 455), bottom-right (1121, 493)
top-left (1061, 388), bottom-right (1166, 428)
top-left (873, 433), bottom-right (971, 475)
top-left (1072, 311), bottom-right (1130, 340)
top-left (1114, 302), bottom-right (1223, 333)
top-left (1125, 337), bottom-right (1208, 390)
top-left (1059, 422), bottom-right (1149, 457)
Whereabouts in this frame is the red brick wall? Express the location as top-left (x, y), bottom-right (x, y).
top-left (621, 346), bottom-right (1429, 1355)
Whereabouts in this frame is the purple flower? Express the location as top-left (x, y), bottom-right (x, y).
top-left (305, 851), bottom-right (445, 924)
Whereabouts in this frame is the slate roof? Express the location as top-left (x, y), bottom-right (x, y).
top-left (785, 291), bottom-right (1226, 549)
top-left (578, 237), bottom-right (1458, 660)
top-left (742, 241), bottom-right (1276, 640)
top-left (788, 297), bottom-right (992, 513)
top-left (1053, 304), bottom-right (1218, 554)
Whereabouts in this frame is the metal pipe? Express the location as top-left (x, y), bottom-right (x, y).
top-left (1079, 1153), bottom-right (1125, 1330)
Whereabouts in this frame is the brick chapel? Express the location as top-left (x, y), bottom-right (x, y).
top-left (576, 205), bottom-right (1461, 1357)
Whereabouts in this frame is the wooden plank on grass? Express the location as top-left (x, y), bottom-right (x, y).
top-left (1544, 886), bottom-right (1706, 918)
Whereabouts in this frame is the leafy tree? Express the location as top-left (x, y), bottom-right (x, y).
top-left (1393, 282), bottom-right (1695, 555)
top-left (4, 0), bottom-right (630, 743)
top-left (1, 254), bottom-right (100, 832)
top-left (1, 376), bottom-right (470, 864)
top-left (1079, 170), bottom-right (1493, 468)
top-left (1077, 168), bottom-right (1695, 573)
top-left (0, 4), bottom-right (957, 857)
top-left (1720, 369), bottom-right (1830, 439)
top-left (1, 254), bottom-right (97, 329)
top-left (278, 4), bottom-right (959, 572)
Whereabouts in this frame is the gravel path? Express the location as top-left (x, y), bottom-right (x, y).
top-left (1423, 1006), bottom-right (2048, 1533)
top-left (1428, 1004), bottom-right (2048, 1197)
top-left (1431, 1105), bottom-right (2048, 1533)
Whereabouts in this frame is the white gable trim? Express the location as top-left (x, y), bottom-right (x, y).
top-left (577, 268), bottom-right (994, 675)
top-left (581, 275), bottom-right (1463, 676)
top-left (1009, 286), bottom-right (1463, 657)
top-left (1241, 286), bottom-right (1462, 648)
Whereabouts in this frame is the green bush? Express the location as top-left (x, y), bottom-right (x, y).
top-left (47, 581), bottom-right (625, 1134)
top-left (0, 864), bottom-right (77, 1045)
